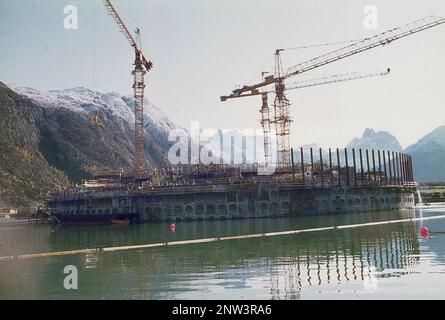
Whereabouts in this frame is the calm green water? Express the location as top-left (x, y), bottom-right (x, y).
top-left (1, 206), bottom-right (445, 299)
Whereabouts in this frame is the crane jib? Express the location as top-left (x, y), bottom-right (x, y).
top-left (285, 15), bottom-right (445, 79)
top-left (105, 0), bottom-right (153, 71)
top-left (221, 68), bottom-right (390, 101)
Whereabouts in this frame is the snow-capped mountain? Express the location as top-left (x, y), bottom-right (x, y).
top-left (8, 85), bottom-right (179, 135)
top-left (404, 125), bottom-right (445, 182)
top-left (1, 83), bottom-right (182, 193)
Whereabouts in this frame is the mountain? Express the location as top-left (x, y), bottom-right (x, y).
top-left (404, 126), bottom-right (445, 182)
top-left (347, 128), bottom-right (402, 152)
top-left (0, 82), bottom-right (180, 208)
top-left (344, 127), bottom-right (445, 182)
top-left (0, 82), bottom-right (68, 208)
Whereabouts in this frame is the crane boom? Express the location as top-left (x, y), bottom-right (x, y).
top-left (228, 15), bottom-right (445, 97)
top-left (283, 68), bottom-right (390, 92)
top-left (104, 0), bottom-right (139, 50)
top-left (221, 68), bottom-right (390, 101)
top-left (285, 15), bottom-right (445, 78)
top-left (104, 0), bottom-right (153, 72)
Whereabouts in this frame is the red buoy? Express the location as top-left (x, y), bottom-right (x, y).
top-left (420, 226), bottom-right (429, 239)
top-left (170, 223), bottom-right (176, 233)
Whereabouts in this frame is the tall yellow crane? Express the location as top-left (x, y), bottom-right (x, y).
top-left (221, 15), bottom-right (445, 169)
top-left (222, 69), bottom-right (391, 166)
top-left (104, 0), bottom-right (153, 177)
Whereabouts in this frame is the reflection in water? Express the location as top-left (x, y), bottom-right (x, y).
top-left (1, 208), bottom-right (443, 299)
top-left (263, 224), bottom-right (419, 299)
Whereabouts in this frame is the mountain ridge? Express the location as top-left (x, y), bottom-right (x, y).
top-left (0, 82), bottom-right (178, 207)
top-left (404, 125), bottom-right (445, 182)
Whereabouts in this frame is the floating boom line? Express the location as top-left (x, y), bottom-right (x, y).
top-left (1, 213), bottom-right (443, 262)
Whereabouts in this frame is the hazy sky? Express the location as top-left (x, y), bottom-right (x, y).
top-left (1, 0), bottom-right (445, 149)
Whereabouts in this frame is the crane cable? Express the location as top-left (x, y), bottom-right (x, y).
top-left (90, 2), bottom-right (104, 129)
top-left (279, 38), bottom-right (368, 51)
top-left (241, 38), bottom-right (369, 86)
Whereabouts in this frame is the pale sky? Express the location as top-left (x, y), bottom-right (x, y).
top-left (1, 0), bottom-right (445, 149)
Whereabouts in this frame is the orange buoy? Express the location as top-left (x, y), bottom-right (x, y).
top-left (420, 226), bottom-right (429, 238)
top-left (170, 223), bottom-right (175, 232)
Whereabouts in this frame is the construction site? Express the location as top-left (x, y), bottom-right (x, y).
top-left (46, 1), bottom-right (445, 224)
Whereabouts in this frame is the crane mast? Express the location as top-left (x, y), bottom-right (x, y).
top-left (221, 15), bottom-right (445, 169)
top-left (132, 51), bottom-right (146, 177)
top-left (104, 0), bottom-right (153, 177)
top-left (273, 50), bottom-right (292, 168)
top-left (260, 72), bottom-right (272, 166)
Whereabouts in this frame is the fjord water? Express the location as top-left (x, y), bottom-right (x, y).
top-left (1, 206), bottom-right (445, 299)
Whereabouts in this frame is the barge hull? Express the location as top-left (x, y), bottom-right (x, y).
top-left (50, 183), bottom-right (416, 224)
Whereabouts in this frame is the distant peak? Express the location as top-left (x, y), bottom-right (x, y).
top-left (363, 128), bottom-right (376, 137)
top-left (346, 127), bottom-right (402, 152)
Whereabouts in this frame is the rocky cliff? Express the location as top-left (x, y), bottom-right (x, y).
top-left (0, 82), bottom-right (178, 207)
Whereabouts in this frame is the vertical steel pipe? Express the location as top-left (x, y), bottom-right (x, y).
top-left (344, 148), bottom-right (350, 187)
top-left (320, 148), bottom-right (324, 186)
top-left (352, 148), bottom-right (357, 186)
top-left (329, 148), bottom-right (333, 185)
top-left (336, 148), bottom-right (341, 187)
top-left (392, 151), bottom-right (396, 184)
top-left (383, 150), bottom-right (387, 184)
top-left (291, 147), bottom-right (295, 183)
top-left (310, 148), bottom-right (315, 182)
top-left (366, 149), bottom-right (370, 182)
top-left (300, 147), bottom-right (305, 183)
top-left (378, 150), bottom-right (382, 184)
top-left (388, 151), bottom-right (392, 183)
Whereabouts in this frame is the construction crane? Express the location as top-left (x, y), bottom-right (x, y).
top-left (221, 15), bottom-right (445, 169)
top-left (223, 68), bottom-right (391, 166)
top-left (104, 0), bottom-right (153, 177)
